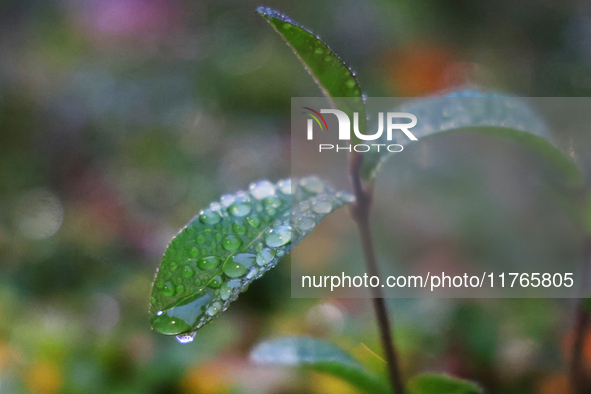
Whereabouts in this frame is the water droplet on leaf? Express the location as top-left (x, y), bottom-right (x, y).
top-left (222, 235), bottom-right (242, 251)
top-left (266, 226), bottom-right (292, 247)
top-left (198, 256), bottom-right (221, 270)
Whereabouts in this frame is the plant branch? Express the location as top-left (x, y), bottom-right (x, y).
top-left (349, 152), bottom-right (405, 394)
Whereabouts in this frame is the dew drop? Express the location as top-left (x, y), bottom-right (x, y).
top-left (246, 215), bottom-right (261, 228)
top-left (296, 217), bottom-right (315, 231)
top-left (300, 176), bottom-right (324, 194)
top-left (182, 265), bottom-right (194, 278)
top-left (256, 248), bottom-right (276, 266)
top-left (162, 281), bottom-right (176, 297)
top-left (283, 23), bottom-right (291, 29)
top-left (222, 235), bottom-right (242, 251)
top-left (220, 279), bottom-right (241, 301)
top-left (228, 202), bottom-right (251, 217)
top-left (220, 194), bottom-right (235, 207)
top-left (312, 199), bottom-right (332, 214)
top-left (263, 196), bottom-right (283, 209)
top-left (176, 332), bottom-right (196, 344)
top-left (208, 276), bottom-right (223, 288)
top-left (232, 222), bottom-right (247, 235)
top-left (315, 47), bottom-right (323, 55)
top-left (265, 226), bottom-right (292, 247)
top-left (189, 247), bottom-right (199, 257)
top-left (277, 179), bottom-right (293, 195)
top-left (199, 209), bottom-right (221, 225)
top-left (346, 78), bottom-right (356, 88)
top-left (337, 191), bottom-right (356, 203)
top-left (245, 267), bottom-right (259, 280)
top-left (223, 261), bottom-right (247, 278)
top-left (232, 253), bottom-right (256, 268)
top-left (176, 284), bottom-right (185, 294)
top-left (249, 180), bottom-right (276, 200)
top-left (207, 302), bottom-right (222, 316)
top-left (198, 256), bottom-right (221, 270)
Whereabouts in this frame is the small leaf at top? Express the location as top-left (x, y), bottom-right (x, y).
top-left (250, 336), bottom-right (391, 394)
top-left (406, 373), bottom-right (483, 394)
top-left (257, 6), bottom-right (367, 139)
top-left (361, 90), bottom-right (582, 187)
top-left (149, 177), bottom-right (354, 340)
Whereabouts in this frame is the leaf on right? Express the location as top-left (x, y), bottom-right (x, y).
top-left (362, 91), bottom-right (582, 187)
top-left (406, 373), bottom-right (483, 394)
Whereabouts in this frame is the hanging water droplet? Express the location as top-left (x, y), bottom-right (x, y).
top-left (199, 209), bottom-right (221, 225)
top-left (222, 235), bottom-right (242, 251)
top-left (207, 302), bottom-right (222, 316)
top-left (182, 265), bottom-right (194, 278)
top-left (312, 199), bottom-right (332, 214)
top-left (266, 226), bottom-right (292, 247)
top-left (228, 202), bottom-right (251, 217)
top-left (300, 176), bottom-right (324, 194)
top-left (249, 180), bottom-right (276, 200)
top-left (198, 256), bottom-right (221, 270)
top-left (176, 331), bottom-right (196, 344)
top-left (277, 179), bottom-right (293, 195)
top-left (256, 248), bottom-right (276, 266)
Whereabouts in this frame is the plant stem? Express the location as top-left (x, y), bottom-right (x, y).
top-left (570, 237), bottom-right (591, 393)
top-left (349, 152), bottom-right (405, 394)
top-left (571, 305), bottom-right (589, 393)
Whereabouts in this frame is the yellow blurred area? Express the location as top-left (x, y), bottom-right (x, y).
top-left (310, 371), bottom-right (361, 394)
top-left (25, 359), bottom-right (63, 394)
top-left (181, 361), bottom-right (233, 394)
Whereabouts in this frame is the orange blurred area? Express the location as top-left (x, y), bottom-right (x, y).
top-left (382, 44), bottom-right (471, 96)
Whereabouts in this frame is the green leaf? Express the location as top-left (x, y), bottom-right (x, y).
top-left (256, 7), bottom-right (367, 139)
top-left (406, 373), bottom-right (483, 394)
top-left (150, 177), bottom-right (354, 339)
top-left (361, 92), bottom-right (582, 187)
top-left (250, 336), bottom-right (391, 394)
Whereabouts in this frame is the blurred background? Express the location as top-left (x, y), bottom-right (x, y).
top-left (2, 0), bottom-right (591, 393)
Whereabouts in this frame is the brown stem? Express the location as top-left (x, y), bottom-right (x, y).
top-left (571, 305), bottom-right (589, 393)
top-left (570, 238), bottom-right (591, 393)
top-left (349, 152), bottom-right (405, 394)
